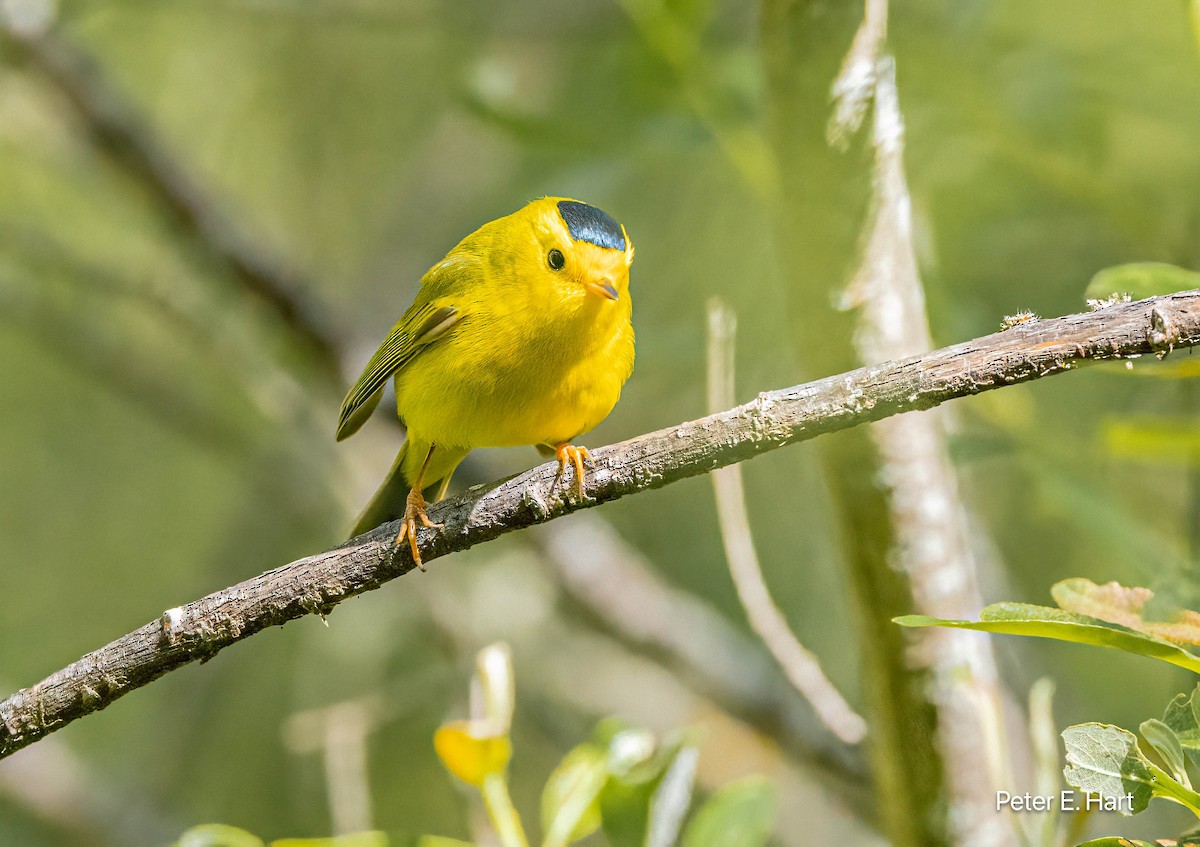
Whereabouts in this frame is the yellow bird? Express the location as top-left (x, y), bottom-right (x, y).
top-left (337, 197), bottom-right (636, 567)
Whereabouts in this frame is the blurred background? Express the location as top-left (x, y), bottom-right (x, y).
top-left (1, 0), bottom-right (1199, 844)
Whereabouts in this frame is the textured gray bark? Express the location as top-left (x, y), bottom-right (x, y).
top-left (2, 290), bottom-right (1198, 760)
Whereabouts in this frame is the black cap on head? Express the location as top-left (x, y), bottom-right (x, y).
top-left (557, 200), bottom-right (625, 251)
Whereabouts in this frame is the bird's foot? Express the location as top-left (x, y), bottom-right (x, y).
top-left (397, 488), bottom-right (443, 571)
top-left (554, 443), bottom-right (592, 500)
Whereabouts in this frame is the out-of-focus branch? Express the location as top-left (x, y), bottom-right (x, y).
top-left (2, 289), bottom-right (1200, 759)
top-left (833, 13), bottom-right (1008, 843)
top-left (284, 699), bottom-right (382, 836)
top-left (761, 3), bottom-right (945, 840)
top-left (0, 724), bottom-right (179, 844)
top-left (705, 298), bottom-right (867, 746)
top-left (0, 16), bottom-right (340, 376)
top-left (535, 516), bottom-right (870, 816)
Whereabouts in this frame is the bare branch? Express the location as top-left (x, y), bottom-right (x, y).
top-left (2, 291), bottom-right (1199, 759)
top-left (706, 298), bottom-right (867, 746)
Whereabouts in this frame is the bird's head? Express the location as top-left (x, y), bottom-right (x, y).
top-left (525, 197), bottom-right (634, 308)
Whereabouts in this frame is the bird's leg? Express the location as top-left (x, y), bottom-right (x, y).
top-left (553, 442), bottom-right (592, 500)
top-left (397, 443), bottom-right (443, 571)
top-left (433, 475), bottom-right (452, 502)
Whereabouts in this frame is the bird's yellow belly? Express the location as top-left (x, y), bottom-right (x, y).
top-left (395, 318), bottom-right (632, 450)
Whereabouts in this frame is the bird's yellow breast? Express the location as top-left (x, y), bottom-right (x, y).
top-left (393, 213), bottom-right (635, 450)
top-left (395, 299), bottom-right (634, 449)
top-left (398, 319), bottom-right (633, 448)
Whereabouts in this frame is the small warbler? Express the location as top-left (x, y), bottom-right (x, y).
top-left (337, 197), bottom-right (635, 567)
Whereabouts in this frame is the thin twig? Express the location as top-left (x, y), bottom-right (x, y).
top-left (535, 517), bottom-right (870, 813)
top-left (2, 290), bottom-right (1199, 759)
top-left (706, 298), bottom-right (867, 745)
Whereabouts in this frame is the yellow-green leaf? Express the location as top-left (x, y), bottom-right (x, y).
top-left (1163, 683), bottom-right (1200, 766)
top-left (541, 744), bottom-right (608, 847)
top-left (175, 825), bottom-right (266, 847)
top-left (1062, 724), bottom-right (1153, 817)
top-left (1103, 417), bottom-right (1200, 467)
top-left (680, 776), bottom-right (776, 847)
top-left (1138, 719), bottom-right (1187, 784)
top-left (1110, 358), bottom-right (1200, 379)
top-left (895, 603), bottom-right (1200, 674)
top-left (271, 834), bottom-right (388, 847)
top-left (1085, 262), bottom-right (1200, 302)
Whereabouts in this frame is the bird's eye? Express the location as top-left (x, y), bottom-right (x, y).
top-left (547, 249), bottom-right (565, 271)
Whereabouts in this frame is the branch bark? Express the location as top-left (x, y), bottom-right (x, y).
top-left (2, 291), bottom-right (1198, 760)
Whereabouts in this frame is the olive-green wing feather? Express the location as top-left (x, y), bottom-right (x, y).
top-left (336, 302), bottom-right (463, 440)
top-left (337, 256), bottom-right (475, 441)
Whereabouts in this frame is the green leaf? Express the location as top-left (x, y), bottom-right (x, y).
top-left (174, 825), bottom-right (266, 847)
top-left (541, 743), bottom-right (608, 847)
top-left (271, 834), bottom-right (388, 847)
top-left (597, 732), bottom-right (689, 847)
top-left (1085, 262), bottom-right (1200, 302)
top-left (681, 777), bottom-right (777, 847)
top-left (1104, 418), bottom-right (1200, 468)
top-left (603, 726), bottom-right (660, 783)
top-left (1109, 359), bottom-right (1200, 380)
top-left (598, 776), bottom-right (653, 847)
top-left (415, 839), bottom-right (475, 847)
top-left (895, 603), bottom-right (1200, 674)
top-left (1163, 684), bottom-right (1200, 767)
top-left (1062, 724), bottom-right (1154, 816)
top-left (1139, 719), bottom-right (1188, 784)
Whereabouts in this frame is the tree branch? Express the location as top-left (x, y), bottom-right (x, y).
top-left (3, 291), bottom-right (1198, 760)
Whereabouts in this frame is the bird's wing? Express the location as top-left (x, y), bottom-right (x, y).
top-left (336, 260), bottom-right (470, 441)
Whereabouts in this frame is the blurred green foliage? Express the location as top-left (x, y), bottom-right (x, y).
top-left (2, 0), bottom-right (1200, 844)
top-left (170, 646), bottom-right (777, 847)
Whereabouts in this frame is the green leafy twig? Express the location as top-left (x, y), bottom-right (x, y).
top-left (1062, 723), bottom-right (1200, 819)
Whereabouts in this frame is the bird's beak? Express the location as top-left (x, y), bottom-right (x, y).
top-left (585, 279), bottom-right (619, 301)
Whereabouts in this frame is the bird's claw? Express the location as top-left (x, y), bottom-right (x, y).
top-left (554, 443), bottom-right (592, 500)
top-left (396, 489), bottom-right (443, 571)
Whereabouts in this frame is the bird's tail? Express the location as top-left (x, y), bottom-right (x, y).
top-left (348, 438), bottom-right (468, 538)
